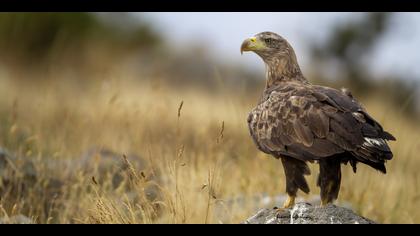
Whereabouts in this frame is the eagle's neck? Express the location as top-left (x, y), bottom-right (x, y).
top-left (263, 54), bottom-right (308, 89)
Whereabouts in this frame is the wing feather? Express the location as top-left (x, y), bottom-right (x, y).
top-left (248, 83), bottom-right (395, 165)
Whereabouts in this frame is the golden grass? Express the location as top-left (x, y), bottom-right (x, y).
top-left (0, 69), bottom-right (419, 224)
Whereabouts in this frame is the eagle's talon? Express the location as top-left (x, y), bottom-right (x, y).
top-left (282, 195), bottom-right (296, 209)
top-left (274, 207), bottom-right (288, 218)
top-left (320, 199), bottom-right (333, 207)
top-left (320, 201), bottom-right (327, 207)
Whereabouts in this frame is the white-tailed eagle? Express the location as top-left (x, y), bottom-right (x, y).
top-left (241, 32), bottom-right (396, 208)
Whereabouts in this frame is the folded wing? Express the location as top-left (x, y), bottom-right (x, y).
top-left (248, 83), bottom-right (395, 172)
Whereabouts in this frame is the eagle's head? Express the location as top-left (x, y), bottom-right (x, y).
top-left (241, 31), bottom-right (303, 81)
top-left (240, 32), bottom-right (293, 61)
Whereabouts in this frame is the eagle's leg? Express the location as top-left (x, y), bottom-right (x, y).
top-left (318, 157), bottom-right (342, 206)
top-left (282, 195), bottom-right (295, 208)
top-left (280, 157), bottom-right (310, 209)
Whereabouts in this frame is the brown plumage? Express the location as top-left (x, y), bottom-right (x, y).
top-left (241, 32), bottom-right (396, 207)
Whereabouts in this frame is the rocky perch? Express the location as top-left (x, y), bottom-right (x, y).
top-left (243, 202), bottom-right (376, 224)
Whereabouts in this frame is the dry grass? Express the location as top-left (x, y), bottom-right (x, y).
top-left (0, 67), bottom-right (419, 224)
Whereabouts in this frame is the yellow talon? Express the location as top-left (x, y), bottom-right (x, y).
top-left (320, 199), bottom-right (329, 207)
top-left (282, 195), bottom-right (296, 209)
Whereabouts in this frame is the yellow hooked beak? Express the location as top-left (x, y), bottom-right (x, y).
top-left (240, 37), bottom-right (265, 54)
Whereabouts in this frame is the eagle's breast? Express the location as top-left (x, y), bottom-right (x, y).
top-left (247, 90), bottom-right (287, 155)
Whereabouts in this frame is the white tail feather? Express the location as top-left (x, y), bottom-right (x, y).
top-left (363, 137), bottom-right (386, 147)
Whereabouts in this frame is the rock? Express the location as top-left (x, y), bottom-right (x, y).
top-left (0, 215), bottom-right (34, 224)
top-left (0, 148), bottom-right (13, 177)
top-left (0, 147), bottom-right (37, 181)
top-left (213, 193), bottom-right (356, 224)
top-left (213, 193), bottom-right (318, 223)
top-left (0, 146), bottom-right (163, 222)
top-left (78, 147), bottom-right (165, 219)
top-left (78, 147), bottom-right (153, 189)
top-left (78, 148), bottom-right (162, 200)
top-left (243, 202), bottom-right (376, 224)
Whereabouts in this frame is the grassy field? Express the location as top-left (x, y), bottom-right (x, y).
top-left (0, 68), bottom-right (419, 224)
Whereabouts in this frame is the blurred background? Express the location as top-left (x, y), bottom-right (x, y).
top-left (0, 13), bottom-right (419, 224)
top-left (1, 12), bottom-right (419, 113)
